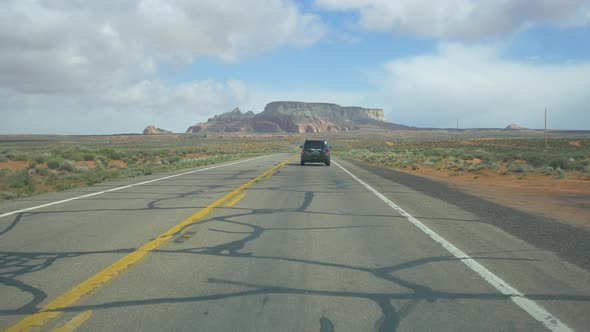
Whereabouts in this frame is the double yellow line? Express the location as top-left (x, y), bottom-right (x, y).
top-left (7, 155), bottom-right (295, 332)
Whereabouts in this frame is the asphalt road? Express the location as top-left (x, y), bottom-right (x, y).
top-left (1, 153), bottom-right (589, 331)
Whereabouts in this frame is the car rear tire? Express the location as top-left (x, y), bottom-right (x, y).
top-left (300, 161), bottom-right (305, 166)
top-left (325, 161), bottom-right (330, 166)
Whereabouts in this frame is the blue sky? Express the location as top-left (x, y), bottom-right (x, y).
top-left (1, 0), bottom-right (590, 134)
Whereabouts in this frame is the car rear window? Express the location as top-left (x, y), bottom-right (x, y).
top-left (304, 141), bottom-right (326, 149)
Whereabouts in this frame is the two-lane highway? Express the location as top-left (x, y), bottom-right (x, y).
top-left (1, 153), bottom-right (589, 331)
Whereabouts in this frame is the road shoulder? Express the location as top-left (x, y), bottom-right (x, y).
top-left (346, 158), bottom-right (590, 272)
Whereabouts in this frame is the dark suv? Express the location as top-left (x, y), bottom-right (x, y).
top-left (300, 140), bottom-right (330, 166)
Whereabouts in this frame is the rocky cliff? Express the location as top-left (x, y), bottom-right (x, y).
top-left (186, 107), bottom-right (255, 133)
top-left (143, 125), bottom-right (172, 135)
top-left (186, 102), bottom-right (409, 134)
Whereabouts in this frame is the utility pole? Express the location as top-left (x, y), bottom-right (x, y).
top-left (456, 118), bottom-right (459, 130)
top-left (544, 108), bottom-right (548, 148)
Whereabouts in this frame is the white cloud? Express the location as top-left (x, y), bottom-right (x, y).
top-left (0, 0), bottom-right (324, 94)
top-left (316, 0), bottom-right (590, 40)
top-left (0, 79), bottom-right (250, 134)
top-left (135, 0), bottom-right (324, 62)
top-left (377, 44), bottom-right (590, 129)
top-left (0, 0), bottom-right (325, 133)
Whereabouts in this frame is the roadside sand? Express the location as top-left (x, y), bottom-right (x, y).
top-left (401, 167), bottom-right (590, 229)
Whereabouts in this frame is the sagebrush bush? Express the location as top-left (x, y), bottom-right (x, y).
top-left (47, 159), bottom-right (61, 170)
top-left (35, 168), bottom-right (50, 176)
top-left (12, 153), bottom-right (29, 161)
top-left (58, 160), bottom-right (76, 172)
top-left (168, 156), bottom-right (181, 164)
top-left (8, 169), bottom-right (32, 188)
top-left (35, 153), bottom-right (51, 164)
top-left (76, 166), bottom-right (91, 173)
top-left (508, 162), bottom-right (532, 173)
top-left (0, 191), bottom-right (18, 200)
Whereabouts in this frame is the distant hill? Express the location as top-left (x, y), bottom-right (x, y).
top-left (186, 102), bottom-right (411, 133)
top-left (143, 125), bottom-right (172, 135)
top-left (504, 124), bottom-right (527, 130)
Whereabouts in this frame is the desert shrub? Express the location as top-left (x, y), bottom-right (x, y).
top-left (423, 160), bottom-right (436, 168)
top-left (2, 151), bottom-right (16, 160)
top-left (471, 149), bottom-right (489, 159)
top-left (508, 162), bottom-right (532, 173)
top-left (428, 148), bottom-right (448, 157)
top-left (454, 163), bottom-right (466, 171)
top-left (35, 167), bottom-right (50, 176)
top-left (75, 166), bottom-right (91, 173)
top-left (61, 150), bottom-right (83, 161)
top-left (82, 154), bottom-right (95, 161)
top-left (548, 158), bottom-right (582, 171)
top-left (12, 153), bottom-right (29, 161)
top-left (168, 156), bottom-right (181, 164)
top-left (8, 169), bottom-right (32, 188)
top-left (482, 161), bottom-right (501, 171)
top-left (525, 155), bottom-right (547, 168)
top-left (95, 159), bottom-right (105, 170)
top-left (553, 168), bottom-right (567, 179)
top-left (47, 159), bottom-right (61, 170)
top-left (95, 156), bottom-right (109, 170)
top-left (0, 154), bottom-right (8, 162)
top-left (56, 182), bottom-right (75, 191)
top-left (0, 168), bottom-right (12, 177)
top-left (100, 148), bottom-right (126, 160)
top-left (28, 161), bottom-right (37, 169)
top-left (467, 163), bottom-right (486, 172)
top-left (0, 191), bottom-right (18, 200)
top-left (58, 160), bottom-right (76, 172)
top-left (500, 154), bottom-right (516, 163)
top-left (34, 153), bottom-right (51, 164)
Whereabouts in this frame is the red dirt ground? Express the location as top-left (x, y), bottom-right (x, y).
top-left (0, 161), bottom-right (28, 170)
top-left (401, 166), bottom-right (590, 229)
top-left (76, 161), bottom-right (97, 169)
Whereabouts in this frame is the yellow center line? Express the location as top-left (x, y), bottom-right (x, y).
top-left (50, 311), bottom-right (92, 332)
top-left (7, 155), bottom-right (296, 332)
top-left (224, 192), bottom-right (247, 207)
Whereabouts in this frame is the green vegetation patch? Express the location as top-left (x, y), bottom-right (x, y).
top-left (335, 138), bottom-right (590, 177)
top-left (0, 134), bottom-right (296, 201)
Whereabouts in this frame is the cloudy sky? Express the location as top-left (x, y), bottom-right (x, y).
top-left (2, 0), bottom-right (590, 134)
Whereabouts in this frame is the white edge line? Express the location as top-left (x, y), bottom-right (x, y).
top-left (333, 160), bottom-right (573, 332)
top-left (0, 154), bottom-right (281, 219)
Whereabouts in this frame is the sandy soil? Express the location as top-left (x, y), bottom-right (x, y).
top-left (109, 160), bottom-right (127, 167)
top-left (400, 167), bottom-right (590, 229)
top-left (0, 160), bottom-right (28, 170)
top-left (76, 160), bottom-right (97, 169)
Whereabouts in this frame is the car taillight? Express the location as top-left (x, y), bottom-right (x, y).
top-left (325, 149), bottom-right (330, 155)
top-left (301, 149), bottom-right (305, 154)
